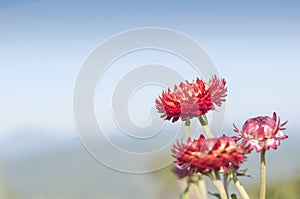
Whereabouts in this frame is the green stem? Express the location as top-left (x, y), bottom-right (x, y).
top-left (230, 172), bottom-right (250, 199)
top-left (198, 115), bottom-right (213, 138)
top-left (223, 173), bottom-right (229, 198)
top-left (260, 149), bottom-right (266, 199)
top-left (185, 119), bottom-right (191, 137)
top-left (192, 180), bottom-right (202, 199)
top-left (191, 177), bottom-right (207, 199)
top-left (198, 178), bottom-right (208, 199)
top-left (180, 178), bottom-right (192, 199)
top-left (212, 171), bottom-right (228, 199)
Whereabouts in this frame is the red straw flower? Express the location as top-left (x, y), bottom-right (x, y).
top-left (172, 135), bottom-right (247, 174)
top-left (155, 76), bottom-right (227, 122)
top-left (233, 112), bottom-right (288, 152)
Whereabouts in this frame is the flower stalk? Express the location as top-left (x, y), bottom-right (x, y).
top-left (229, 171), bottom-right (250, 199)
top-left (185, 119), bottom-right (190, 137)
top-left (211, 171), bottom-right (228, 199)
top-left (223, 173), bottom-right (229, 198)
top-left (184, 175), bottom-right (208, 199)
top-left (198, 115), bottom-right (213, 138)
top-left (192, 182), bottom-right (202, 199)
top-left (198, 178), bottom-right (208, 199)
top-left (260, 149), bottom-right (266, 199)
top-left (190, 178), bottom-right (204, 199)
top-left (180, 178), bottom-right (191, 199)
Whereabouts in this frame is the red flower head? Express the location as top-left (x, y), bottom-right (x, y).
top-left (233, 112), bottom-right (288, 152)
top-left (155, 76), bottom-right (227, 122)
top-left (172, 135), bottom-right (248, 174)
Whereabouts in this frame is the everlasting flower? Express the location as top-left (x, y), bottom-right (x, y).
top-left (233, 112), bottom-right (288, 152)
top-left (208, 75), bottom-right (227, 106)
top-left (172, 135), bottom-right (248, 174)
top-left (155, 76), bottom-right (227, 122)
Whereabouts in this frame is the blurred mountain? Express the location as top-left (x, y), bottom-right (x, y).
top-left (0, 130), bottom-right (77, 161)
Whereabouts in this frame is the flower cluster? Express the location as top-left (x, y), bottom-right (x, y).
top-left (172, 135), bottom-right (248, 177)
top-left (233, 112), bottom-right (288, 152)
top-left (154, 75), bottom-right (288, 199)
top-left (155, 75), bottom-right (227, 122)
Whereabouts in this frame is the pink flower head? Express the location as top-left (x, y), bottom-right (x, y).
top-left (208, 75), bottom-right (227, 107)
top-left (233, 112), bottom-right (288, 152)
top-left (172, 135), bottom-right (248, 174)
top-left (155, 76), bottom-right (227, 122)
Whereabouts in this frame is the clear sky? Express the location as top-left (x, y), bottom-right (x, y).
top-left (1, 0), bottom-right (300, 138)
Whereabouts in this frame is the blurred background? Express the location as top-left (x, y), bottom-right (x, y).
top-left (1, 0), bottom-right (300, 198)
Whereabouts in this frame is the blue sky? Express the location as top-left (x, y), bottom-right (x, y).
top-left (1, 0), bottom-right (300, 138)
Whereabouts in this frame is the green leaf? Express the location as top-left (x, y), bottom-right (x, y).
top-left (208, 192), bottom-right (221, 199)
top-left (237, 169), bottom-right (248, 175)
top-left (237, 169), bottom-right (252, 178)
top-left (230, 193), bottom-right (238, 199)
